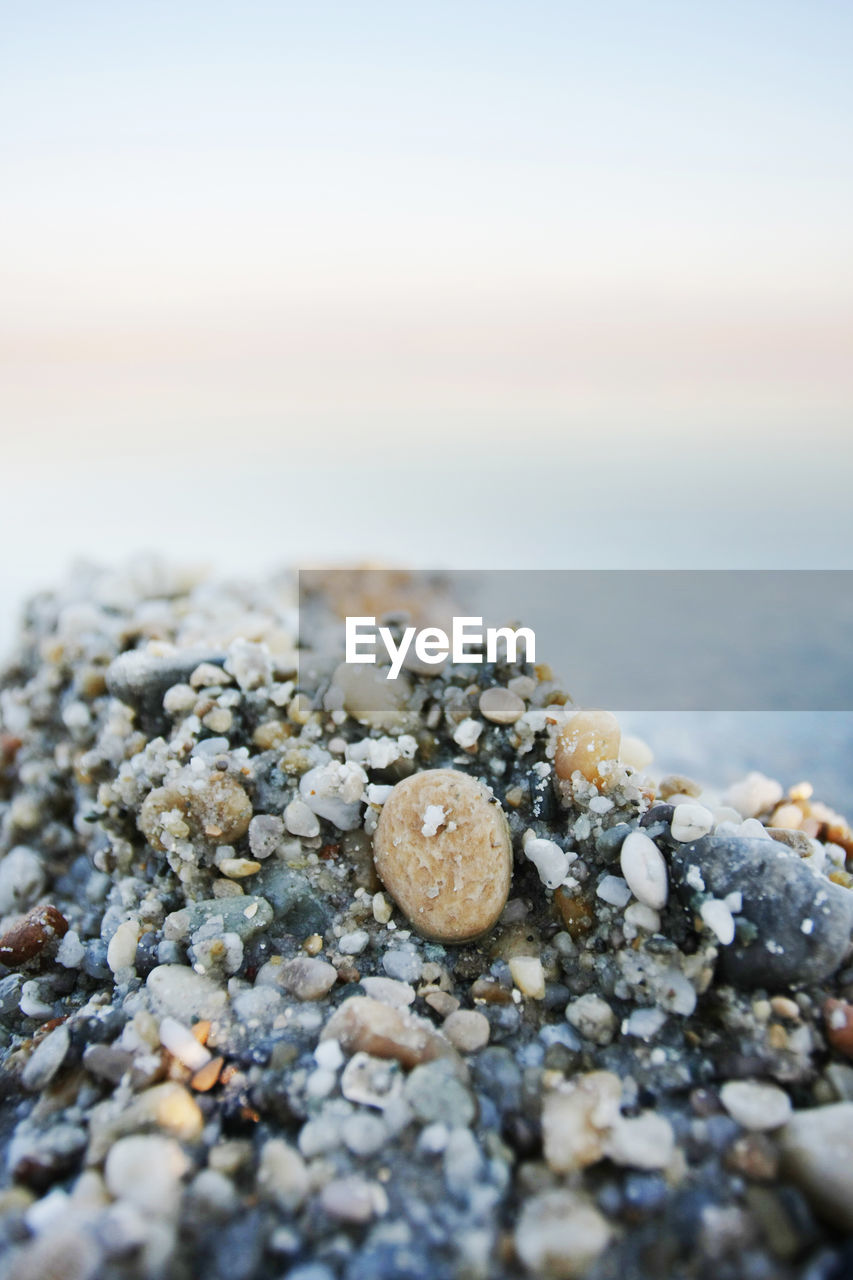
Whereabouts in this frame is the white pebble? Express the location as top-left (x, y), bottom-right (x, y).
top-left (508, 955), bottom-right (545, 999)
top-left (620, 831), bottom-right (669, 910)
top-left (0, 846), bottom-right (45, 914)
top-left (725, 772), bottom-right (783, 819)
top-left (596, 875), bottom-right (632, 908)
top-left (700, 898), bottom-right (736, 946)
top-left (105, 1134), bottom-right (189, 1215)
top-left (56, 929), bottom-right (86, 968)
top-left (624, 902), bottom-right (661, 933)
top-left (721, 1080), bottom-right (792, 1131)
top-left (671, 802), bottom-right (714, 842)
top-left (107, 919), bottom-right (141, 974)
top-left (523, 831), bottom-right (574, 890)
top-left (452, 718), bottom-right (482, 749)
top-left (284, 797), bottom-right (321, 839)
top-left (158, 1017), bottom-right (212, 1071)
top-left (338, 930), bottom-right (370, 956)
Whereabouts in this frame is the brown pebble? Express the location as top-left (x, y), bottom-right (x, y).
top-left (726, 1133), bottom-right (780, 1181)
top-left (442, 1009), bottom-right (491, 1052)
top-left (321, 995), bottom-right (461, 1070)
top-left (554, 887), bottom-right (595, 938)
top-left (191, 1020), bottom-right (211, 1045)
top-left (766, 828), bottom-right (815, 856)
top-left (139, 774), bottom-right (252, 851)
top-left (372, 769), bottom-right (512, 944)
top-left (824, 999), bottom-right (853, 1058)
top-left (478, 686), bottom-right (525, 725)
top-left (0, 905), bottom-right (68, 968)
top-left (191, 1056), bottom-right (224, 1092)
top-left (554, 709), bottom-right (621, 786)
top-left (470, 976), bottom-right (513, 1004)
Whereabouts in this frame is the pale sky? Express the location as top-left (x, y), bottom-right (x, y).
top-left (1, 1), bottom-right (852, 631)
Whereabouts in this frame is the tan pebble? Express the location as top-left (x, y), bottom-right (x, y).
top-left (542, 1072), bottom-right (623, 1173)
top-left (769, 997), bottom-right (800, 1022)
top-left (303, 933), bottom-right (324, 955)
top-left (442, 1009), bottom-right (490, 1052)
top-left (203, 707), bottom-right (233, 734)
top-left (619, 734), bottom-right (653, 771)
top-left (770, 803), bottom-right (804, 830)
top-left (767, 1024), bottom-right (789, 1051)
top-left (508, 955), bottom-right (545, 999)
top-left (504, 785), bottom-right (524, 808)
top-left (425, 990), bottom-right (460, 1017)
top-left (372, 769), bottom-right (512, 944)
top-left (478, 686), bottom-right (525, 725)
top-left (191, 1020), bottom-right (211, 1045)
top-left (191, 1055), bottom-right (224, 1092)
top-left (824, 998), bottom-right (853, 1058)
top-left (321, 995), bottom-right (461, 1070)
top-left (659, 774), bottom-right (702, 800)
top-left (372, 892), bottom-right (393, 925)
top-left (766, 828), bottom-right (815, 855)
top-left (554, 710), bottom-right (621, 786)
top-left (470, 976), bottom-right (513, 1004)
top-left (218, 858), bottom-right (261, 879)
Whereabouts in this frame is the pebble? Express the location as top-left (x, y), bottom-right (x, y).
top-left (104, 1134), bottom-right (189, 1215)
top-left (671, 802), bottom-right (714, 842)
top-left (0, 846), bottom-right (45, 915)
top-left (824, 997), bottom-right (853, 1057)
top-left (341, 1052), bottom-right (404, 1110)
top-left (442, 1009), bottom-right (491, 1052)
top-left (279, 956), bottom-right (338, 1001)
top-left (339, 929), bottom-right (370, 955)
top-left (372, 769), bottom-right (512, 943)
top-left (514, 1189), bottom-right (612, 1279)
top-left (779, 1102), bottom-right (853, 1230)
top-left (284, 798), bottom-right (321, 839)
top-left (382, 947), bottom-right (423, 983)
top-left (319, 1176), bottom-right (387, 1223)
top-left (321, 995), bottom-right (459, 1069)
top-left (672, 835), bottom-right (853, 988)
top-left (158, 1016), bottom-right (212, 1071)
top-left (620, 831), bottom-right (669, 910)
top-left (508, 955), bottom-right (545, 999)
top-left (404, 1058), bottom-right (476, 1126)
top-left (554, 709), bottom-right (621, 787)
top-left (360, 976), bottom-right (415, 1007)
top-left (146, 964), bottom-right (229, 1021)
top-left (725, 772), bottom-right (784, 820)
top-left (603, 1112), bottom-right (675, 1170)
top-left (542, 1072), bottom-right (623, 1173)
top-left (257, 1139), bottom-right (309, 1211)
top-left (0, 903), bottom-right (68, 968)
top-left (478, 686), bottom-right (525, 724)
top-left (22, 1022), bottom-right (70, 1090)
top-left (596, 875), bottom-right (632, 909)
top-left (523, 832), bottom-right (573, 890)
top-left (185, 895), bottom-right (274, 941)
top-left (300, 761), bottom-right (366, 830)
top-left (720, 1080), bottom-right (792, 1131)
top-left (699, 897), bottom-right (736, 945)
top-left (372, 892), bottom-right (393, 924)
top-left (566, 994), bottom-right (616, 1046)
top-left (218, 857), bottom-right (261, 879)
top-left (107, 919), bottom-right (141, 973)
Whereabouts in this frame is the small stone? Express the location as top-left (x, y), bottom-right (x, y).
top-left (404, 1058), bottom-right (476, 1126)
top-left (339, 929), bottom-right (370, 956)
top-left (191, 1056), bottom-right (224, 1091)
top-left (372, 769), bottom-right (512, 944)
top-left (724, 772), bottom-right (784, 819)
top-left (442, 1009), bottom-right (491, 1052)
top-left (478, 686), bottom-right (525, 724)
top-left (279, 956), bottom-right (338, 1000)
top-left (321, 995), bottom-right (459, 1069)
top-left (360, 976), bottom-right (415, 1007)
top-left (671, 802), bottom-right (714, 842)
top-left (542, 1072), bottom-right (622, 1173)
top-left (425, 990), bottom-right (460, 1016)
top-left (218, 857), bottom-right (261, 879)
top-left (299, 761), bottom-right (366, 830)
top-left (672, 835), bottom-right (853, 988)
top-left (779, 1102), bottom-right (853, 1230)
top-left (554, 709), bottom-right (621, 788)
top-left (248, 814), bottom-right (284, 859)
top-left (596, 875), bottom-right (632, 908)
top-left (185, 895), bottom-right (274, 941)
top-left (372, 892), bottom-right (393, 924)
top-left (620, 831), bottom-right (668, 910)
top-left (824, 998), bottom-right (853, 1057)
top-left (0, 904), bottom-right (68, 968)
top-left (603, 1112), bottom-right (675, 1170)
top-left (107, 919), bottom-right (141, 973)
top-left (619, 734), bottom-right (654, 771)
top-left (515, 1189), bottom-right (612, 1279)
top-left (382, 948), bottom-right (422, 983)
top-left (508, 955), bottom-right (546, 999)
top-left (159, 1016), bottom-right (212, 1071)
top-left (257, 1138), bottom-right (309, 1210)
top-left (22, 1022), bottom-right (70, 1090)
top-left (699, 897), bottom-right (736, 945)
top-left (341, 1051), bottom-right (405, 1110)
top-left (146, 964), bottom-right (229, 1021)
top-left (0, 846), bottom-right (45, 915)
top-left (720, 1080), bottom-right (792, 1131)
top-left (523, 831), bottom-right (573, 890)
top-left (319, 1176), bottom-right (387, 1223)
top-left (452, 717), bottom-right (482, 749)
top-left (284, 798), bottom-right (321, 839)
top-left (105, 1134), bottom-right (189, 1215)
top-left (566, 994), bottom-right (616, 1046)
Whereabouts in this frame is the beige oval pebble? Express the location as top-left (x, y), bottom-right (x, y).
top-left (555, 709), bottom-right (621, 786)
top-left (372, 769), bottom-right (512, 943)
top-left (478, 686), bottom-right (525, 725)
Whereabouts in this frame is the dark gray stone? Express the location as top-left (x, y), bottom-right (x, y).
top-left (254, 864), bottom-right (330, 936)
top-left (672, 835), bottom-right (853, 989)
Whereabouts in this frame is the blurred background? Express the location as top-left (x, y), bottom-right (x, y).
top-left (2, 2), bottom-right (852, 800)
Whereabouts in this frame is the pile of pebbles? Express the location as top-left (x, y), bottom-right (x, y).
top-left (2, 560), bottom-right (853, 1280)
